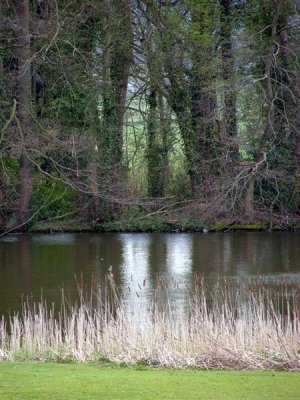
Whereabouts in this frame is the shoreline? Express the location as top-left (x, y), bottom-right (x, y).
top-left (1, 220), bottom-right (300, 235)
top-left (29, 219), bottom-right (300, 234)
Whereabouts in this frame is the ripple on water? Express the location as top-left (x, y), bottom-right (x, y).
top-left (32, 233), bottom-right (75, 245)
top-left (0, 235), bottom-right (20, 243)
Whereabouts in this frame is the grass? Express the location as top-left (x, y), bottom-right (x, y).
top-left (29, 215), bottom-right (300, 233)
top-left (0, 362), bottom-right (299, 399)
top-left (0, 276), bottom-right (300, 370)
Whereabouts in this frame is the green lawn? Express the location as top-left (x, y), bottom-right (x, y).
top-left (0, 362), bottom-right (299, 399)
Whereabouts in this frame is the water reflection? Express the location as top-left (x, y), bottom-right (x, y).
top-left (32, 233), bottom-right (75, 245)
top-left (0, 231), bottom-right (299, 317)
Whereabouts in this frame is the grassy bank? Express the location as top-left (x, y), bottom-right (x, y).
top-left (1, 277), bottom-right (299, 370)
top-left (0, 362), bottom-right (299, 399)
top-left (29, 217), bottom-right (300, 233)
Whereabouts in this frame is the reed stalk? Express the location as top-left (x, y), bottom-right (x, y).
top-left (0, 276), bottom-right (299, 370)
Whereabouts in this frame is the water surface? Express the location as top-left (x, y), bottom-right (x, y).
top-left (0, 232), bottom-right (299, 316)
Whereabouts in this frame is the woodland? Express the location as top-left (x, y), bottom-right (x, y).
top-left (0, 0), bottom-right (300, 233)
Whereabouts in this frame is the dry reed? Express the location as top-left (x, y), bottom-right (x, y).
top-left (0, 274), bottom-right (299, 370)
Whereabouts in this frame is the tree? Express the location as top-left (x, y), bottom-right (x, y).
top-left (99, 0), bottom-right (132, 180)
top-left (13, 0), bottom-right (33, 229)
top-left (0, 0), bottom-right (299, 231)
top-left (240, 0), bottom-right (300, 217)
top-left (219, 0), bottom-right (238, 160)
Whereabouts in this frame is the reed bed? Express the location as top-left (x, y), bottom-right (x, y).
top-left (0, 274), bottom-right (300, 370)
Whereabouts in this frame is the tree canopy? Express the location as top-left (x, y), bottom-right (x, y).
top-left (0, 0), bottom-right (299, 232)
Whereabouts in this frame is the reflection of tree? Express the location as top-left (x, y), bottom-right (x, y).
top-left (18, 235), bottom-right (33, 292)
top-left (119, 233), bottom-right (150, 310)
top-left (0, 236), bottom-right (33, 316)
top-left (145, 233), bottom-right (168, 316)
top-left (1, 232), bottom-right (300, 322)
top-left (164, 234), bottom-right (193, 314)
top-left (191, 234), bottom-right (223, 276)
top-left (98, 234), bottom-right (123, 285)
top-left (147, 233), bottom-right (167, 288)
top-left (98, 233), bottom-right (124, 319)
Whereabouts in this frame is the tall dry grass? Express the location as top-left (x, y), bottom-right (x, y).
top-left (0, 274), bottom-right (299, 370)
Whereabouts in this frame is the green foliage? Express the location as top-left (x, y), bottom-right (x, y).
top-left (121, 206), bottom-right (148, 220)
top-left (256, 177), bottom-right (298, 214)
top-left (213, 223), bottom-right (266, 232)
top-left (49, 81), bottom-right (98, 129)
top-left (180, 218), bottom-right (204, 231)
top-left (32, 219), bottom-right (92, 233)
top-left (167, 169), bottom-right (191, 200)
top-left (1, 157), bottom-right (19, 184)
top-left (99, 220), bottom-right (177, 232)
top-left (98, 217), bottom-right (205, 232)
top-left (31, 179), bottom-right (76, 222)
top-left (0, 157), bottom-right (19, 217)
top-left (188, 0), bottom-right (218, 46)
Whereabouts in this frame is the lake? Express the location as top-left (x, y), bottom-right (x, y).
top-left (0, 231), bottom-right (300, 317)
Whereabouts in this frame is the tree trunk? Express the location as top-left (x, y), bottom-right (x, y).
top-left (146, 88), bottom-right (165, 197)
top-left (13, 0), bottom-right (33, 229)
top-left (190, 75), bottom-right (216, 187)
top-left (93, 0), bottom-right (133, 220)
top-left (219, 0), bottom-right (238, 161)
top-left (143, 21), bottom-right (169, 198)
top-left (170, 89), bottom-right (202, 196)
top-left (101, 0), bottom-right (132, 178)
top-left (277, 5), bottom-right (300, 210)
top-left (0, 1), bottom-right (4, 228)
top-left (111, 0), bottom-right (132, 168)
top-left (89, 159), bottom-right (102, 222)
top-left (189, 4), bottom-right (218, 195)
top-left (245, 175), bottom-right (255, 220)
top-left (158, 92), bottom-right (170, 195)
top-left (296, 135), bottom-right (300, 211)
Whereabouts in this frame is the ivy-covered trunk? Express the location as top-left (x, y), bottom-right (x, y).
top-left (189, 1), bottom-right (218, 195)
top-left (0, 2), bottom-right (4, 228)
top-left (277, 6), bottom-right (300, 211)
top-left (100, 0), bottom-right (132, 178)
top-left (219, 0), bottom-right (238, 162)
top-left (146, 88), bottom-right (165, 197)
top-left (190, 66), bottom-right (217, 193)
top-left (94, 0), bottom-right (133, 219)
top-left (169, 81), bottom-right (202, 197)
top-left (144, 22), bottom-right (169, 198)
top-left (14, 0), bottom-right (33, 229)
